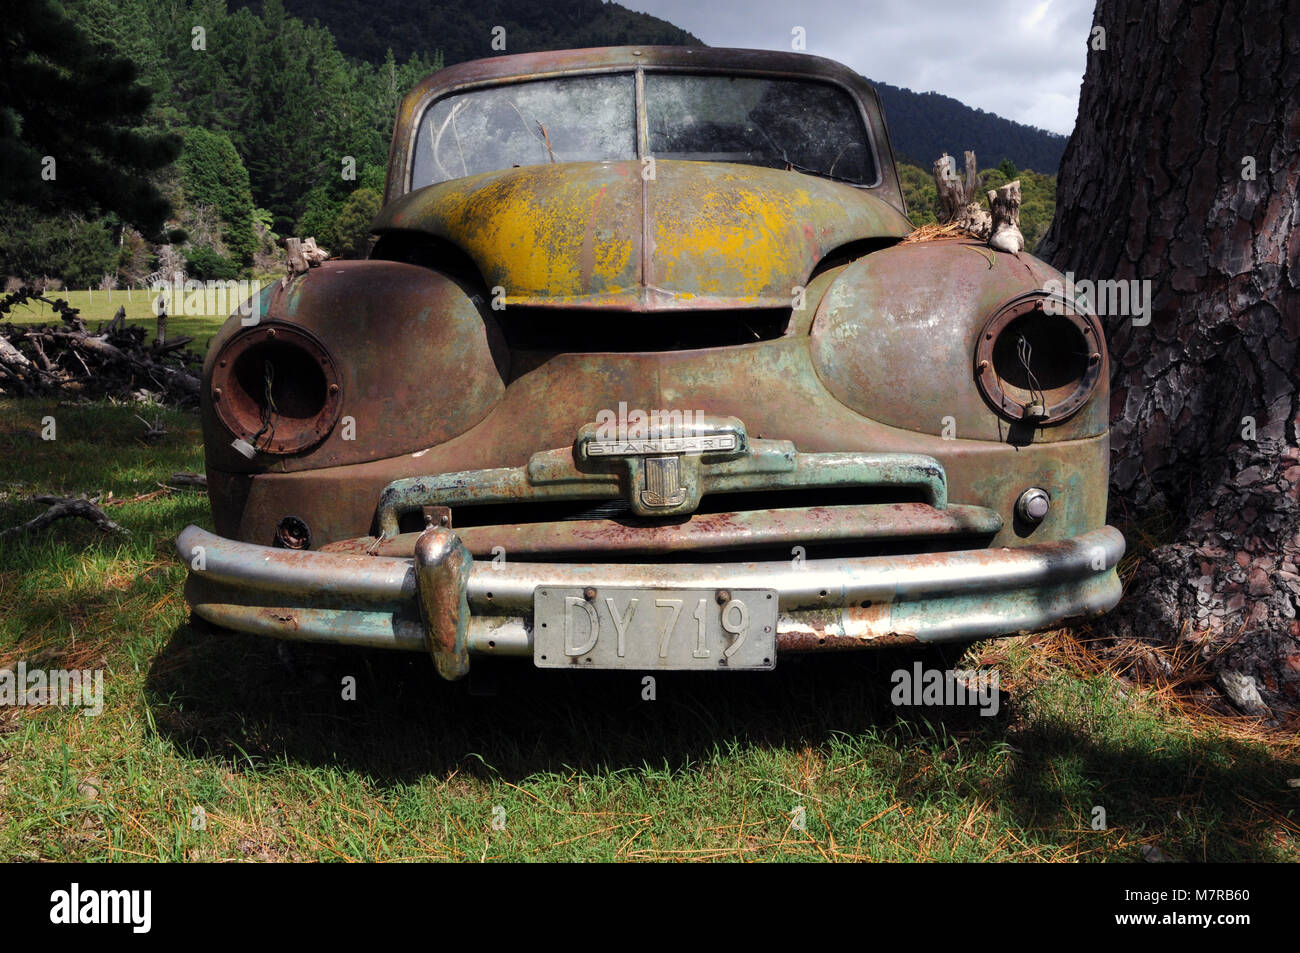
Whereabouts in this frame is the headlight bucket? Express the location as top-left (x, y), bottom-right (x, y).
top-left (974, 292), bottom-right (1103, 425)
top-left (210, 323), bottom-right (343, 455)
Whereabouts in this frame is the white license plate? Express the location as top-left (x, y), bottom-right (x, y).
top-left (533, 586), bottom-right (778, 670)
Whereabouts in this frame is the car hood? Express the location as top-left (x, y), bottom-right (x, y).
top-left (371, 159), bottom-right (911, 311)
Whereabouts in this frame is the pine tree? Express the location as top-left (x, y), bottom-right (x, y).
top-left (0, 0), bottom-right (181, 236)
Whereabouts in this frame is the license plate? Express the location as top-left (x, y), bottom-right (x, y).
top-left (533, 587), bottom-right (777, 670)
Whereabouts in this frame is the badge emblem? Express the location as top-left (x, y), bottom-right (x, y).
top-left (573, 414), bottom-right (748, 517)
top-left (640, 456), bottom-right (687, 508)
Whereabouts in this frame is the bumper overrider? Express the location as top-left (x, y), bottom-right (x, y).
top-left (178, 417), bottom-right (1125, 679)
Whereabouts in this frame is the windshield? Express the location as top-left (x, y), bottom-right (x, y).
top-left (411, 71), bottom-right (875, 188)
top-left (645, 74), bottom-right (874, 184)
top-left (413, 74), bottom-right (636, 185)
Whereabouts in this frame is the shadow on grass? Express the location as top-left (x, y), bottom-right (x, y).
top-left (146, 619), bottom-right (979, 781)
top-left (144, 618), bottom-right (1298, 860)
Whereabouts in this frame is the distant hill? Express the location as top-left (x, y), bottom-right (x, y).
top-left (237, 0), bottom-right (1067, 173)
top-left (235, 0), bottom-right (702, 65)
top-left (873, 81), bottom-right (1068, 174)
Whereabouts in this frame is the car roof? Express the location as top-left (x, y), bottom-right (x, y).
top-left (407, 45), bottom-right (877, 98)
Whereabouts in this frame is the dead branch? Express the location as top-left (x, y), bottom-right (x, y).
top-left (167, 472), bottom-right (208, 489)
top-left (0, 495), bottom-right (130, 540)
top-left (135, 414), bottom-right (167, 443)
top-left (0, 287), bottom-right (202, 405)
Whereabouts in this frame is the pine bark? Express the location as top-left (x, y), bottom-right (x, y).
top-left (1039, 0), bottom-right (1300, 711)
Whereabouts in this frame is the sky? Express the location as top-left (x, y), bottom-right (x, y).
top-left (623, 0), bottom-right (1096, 135)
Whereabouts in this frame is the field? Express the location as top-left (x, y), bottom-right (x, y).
top-left (1, 288), bottom-right (251, 355)
top-left (0, 374), bottom-right (1297, 861)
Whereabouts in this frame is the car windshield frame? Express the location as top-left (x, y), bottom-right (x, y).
top-left (408, 66), bottom-right (882, 191)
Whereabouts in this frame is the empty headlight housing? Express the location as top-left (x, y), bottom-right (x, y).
top-left (210, 323), bottom-right (343, 455)
top-left (974, 291), bottom-right (1103, 425)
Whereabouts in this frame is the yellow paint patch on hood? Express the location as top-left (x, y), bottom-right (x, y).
top-left (372, 160), bottom-right (911, 310)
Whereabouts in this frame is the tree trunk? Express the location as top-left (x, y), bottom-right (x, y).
top-left (1040, 0), bottom-right (1300, 712)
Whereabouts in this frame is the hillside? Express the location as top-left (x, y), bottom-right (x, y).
top-left (244, 0), bottom-right (1066, 174)
top-left (233, 0), bottom-right (703, 64)
top-left (874, 81), bottom-right (1067, 174)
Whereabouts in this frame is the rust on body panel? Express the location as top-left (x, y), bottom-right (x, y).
top-left (200, 259), bottom-right (509, 475)
top-left (810, 238), bottom-right (1109, 442)
top-left (182, 44), bottom-right (1121, 676)
top-left (319, 502), bottom-right (1003, 559)
top-left (209, 415), bottom-right (1108, 553)
top-left (372, 160), bottom-right (911, 310)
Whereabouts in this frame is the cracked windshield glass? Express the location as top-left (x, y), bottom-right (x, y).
top-left (412, 72), bottom-right (875, 187)
top-left (413, 73), bottom-right (636, 185)
top-left (645, 73), bottom-right (875, 185)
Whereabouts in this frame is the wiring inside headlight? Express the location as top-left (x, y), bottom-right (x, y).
top-left (975, 292), bottom-right (1103, 425)
top-left (210, 323), bottom-right (343, 455)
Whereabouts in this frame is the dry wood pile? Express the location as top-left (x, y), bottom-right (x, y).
top-left (0, 288), bottom-right (202, 405)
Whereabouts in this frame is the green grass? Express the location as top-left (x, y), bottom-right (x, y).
top-left (1, 396), bottom-right (1297, 862)
top-left (3, 289), bottom-right (235, 357)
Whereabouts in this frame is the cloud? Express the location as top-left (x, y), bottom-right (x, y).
top-left (623, 0), bottom-right (1094, 134)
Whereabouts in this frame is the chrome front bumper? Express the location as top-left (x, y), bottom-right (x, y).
top-left (177, 524), bottom-right (1125, 679)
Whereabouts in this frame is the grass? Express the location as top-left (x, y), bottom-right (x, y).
top-left (0, 396), bottom-right (1297, 862)
top-left (3, 288), bottom-right (241, 356)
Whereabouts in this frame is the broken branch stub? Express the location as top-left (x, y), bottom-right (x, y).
top-left (987, 180), bottom-right (1025, 255)
top-left (931, 150), bottom-right (991, 239)
top-left (285, 237), bottom-right (330, 278)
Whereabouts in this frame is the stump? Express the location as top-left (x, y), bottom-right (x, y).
top-left (987, 180), bottom-right (1025, 254)
top-left (931, 151), bottom-right (991, 239)
top-left (285, 237), bottom-right (330, 276)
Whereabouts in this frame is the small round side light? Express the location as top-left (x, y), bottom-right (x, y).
top-left (275, 515), bottom-right (311, 550)
top-left (1016, 487), bottom-right (1051, 524)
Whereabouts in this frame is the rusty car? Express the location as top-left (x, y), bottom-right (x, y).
top-left (177, 45), bottom-right (1124, 679)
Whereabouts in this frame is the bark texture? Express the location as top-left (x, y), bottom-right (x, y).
top-left (1040, 0), bottom-right (1300, 711)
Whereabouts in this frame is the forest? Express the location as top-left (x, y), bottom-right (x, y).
top-left (1, 0), bottom-right (1061, 289)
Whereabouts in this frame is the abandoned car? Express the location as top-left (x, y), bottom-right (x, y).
top-left (177, 46), bottom-right (1124, 679)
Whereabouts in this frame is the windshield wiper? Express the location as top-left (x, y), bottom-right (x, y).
top-left (781, 157), bottom-right (863, 186)
top-left (535, 121), bottom-right (556, 163)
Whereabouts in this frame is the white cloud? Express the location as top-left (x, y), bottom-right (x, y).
top-left (1023, 0), bottom-right (1053, 32)
top-left (623, 0), bottom-right (1094, 134)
